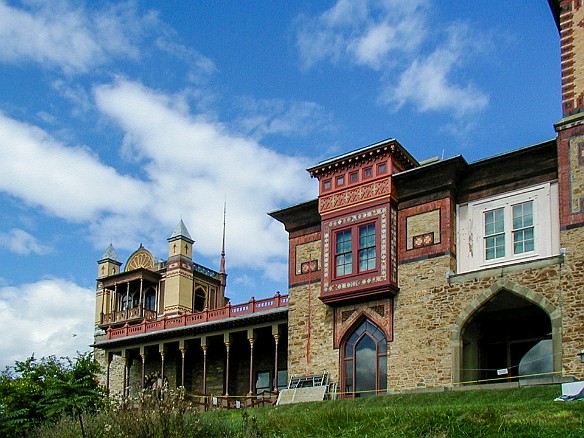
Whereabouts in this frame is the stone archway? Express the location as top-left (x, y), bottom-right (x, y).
top-left (451, 278), bottom-right (561, 384)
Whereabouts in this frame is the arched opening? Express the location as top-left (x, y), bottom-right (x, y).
top-left (461, 289), bottom-right (552, 384)
top-left (194, 288), bottom-right (206, 312)
top-left (341, 318), bottom-right (387, 397)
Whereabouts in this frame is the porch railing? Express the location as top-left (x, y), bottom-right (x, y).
top-left (106, 292), bottom-right (289, 340)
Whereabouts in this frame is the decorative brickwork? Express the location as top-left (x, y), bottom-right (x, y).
top-left (322, 207), bottom-right (388, 293)
top-left (406, 209), bottom-right (441, 250)
top-left (319, 178), bottom-right (391, 214)
top-left (333, 298), bottom-right (392, 348)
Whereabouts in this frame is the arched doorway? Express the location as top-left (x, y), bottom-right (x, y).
top-left (460, 289), bottom-right (554, 383)
top-left (342, 318), bottom-right (387, 397)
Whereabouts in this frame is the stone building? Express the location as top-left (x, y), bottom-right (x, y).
top-left (93, 1), bottom-right (584, 399)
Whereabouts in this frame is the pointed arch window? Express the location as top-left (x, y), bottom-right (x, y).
top-left (342, 319), bottom-right (387, 397)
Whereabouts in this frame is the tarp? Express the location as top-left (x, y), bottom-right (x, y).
top-left (555, 381), bottom-right (584, 401)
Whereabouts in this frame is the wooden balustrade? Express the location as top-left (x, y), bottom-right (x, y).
top-left (106, 292), bottom-right (288, 340)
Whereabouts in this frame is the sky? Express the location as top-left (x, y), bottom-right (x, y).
top-left (0, 0), bottom-right (561, 368)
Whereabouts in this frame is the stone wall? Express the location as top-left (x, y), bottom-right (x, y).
top-left (287, 280), bottom-right (339, 384)
top-left (392, 251), bottom-right (584, 390)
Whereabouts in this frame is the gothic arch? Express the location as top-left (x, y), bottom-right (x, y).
top-left (340, 316), bottom-right (388, 397)
top-left (450, 278), bottom-right (562, 384)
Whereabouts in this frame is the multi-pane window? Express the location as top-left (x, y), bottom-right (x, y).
top-left (485, 207), bottom-right (505, 260)
top-left (335, 223), bottom-right (377, 277)
top-left (343, 319), bottom-right (387, 397)
top-left (458, 183), bottom-right (558, 273)
top-left (513, 201), bottom-right (534, 254)
top-left (335, 229), bottom-right (353, 276)
top-left (358, 224), bottom-right (376, 272)
top-left (484, 201), bottom-right (535, 261)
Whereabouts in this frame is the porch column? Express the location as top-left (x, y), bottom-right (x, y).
top-left (179, 339), bottom-right (187, 388)
top-left (201, 337), bottom-right (208, 394)
top-left (121, 349), bottom-right (130, 398)
top-left (273, 325), bottom-right (280, 391)
top-left (113, 283), bottom-right (117, 313)
top-left (140, 346), bottom-right (147, 389)
top-left (159, 344), bottom-right (166, 381)
top-left (139, 278), bottom-right (144, 317)
top-left (105, 351), bottom-right (112, 394)
top-left (248, 329), bottom-right (256, 395)
top-left (125, 282), bottom-right (130, 318)
top-left (224, 333), bottom-right (231, 396)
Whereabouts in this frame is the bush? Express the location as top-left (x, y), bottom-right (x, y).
top-left (0, 353), bottom-right (105, 437)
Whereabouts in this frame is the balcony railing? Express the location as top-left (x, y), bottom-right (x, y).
top-left (106, 293), bottom-right (289, 340)
top-left (101, 306), bottom-right (157, 325)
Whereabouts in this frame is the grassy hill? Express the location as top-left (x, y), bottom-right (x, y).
top-left (33, 384), bottom-right (584, 437)
top-left (208, 384), bottom-right (584, 437)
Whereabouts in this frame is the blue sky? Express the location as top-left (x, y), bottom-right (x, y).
top-left (0, 0), bottom-right (560, 367)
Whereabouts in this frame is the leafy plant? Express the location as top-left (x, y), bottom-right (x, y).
top-left (0, 353), bottom-right (105, 437)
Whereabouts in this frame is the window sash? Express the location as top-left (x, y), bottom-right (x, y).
top-left (335, 229), bottom-right (352, 277)
top-left (334, 223), bottom-right (377, 277)
top-left (358, 224), bottom-right (376, 272)
top-left (483, 201), bottom-right (535, 262)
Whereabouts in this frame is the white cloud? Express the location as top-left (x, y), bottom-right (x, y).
top-left (234, 97), bottom-right (334, 141)
top-left (382, 25), bottom-right (489, 116)
top-left (296, 0), bottom-right (488, 117)
top-left (155, 37), bottom-right (218, 84)
top-left (0, 0), bottom-right (156, 73)
top-left (0, 78), bottom-right (316, 282)
top-left (297, 0), bottom-right (427, 69)
top-left (93, 79), bottom-right (315, 271)
top-left (0, 112), bottom-right (151, 221)
top-left (0, 228), bottom-right (52, 255)
top-left (0, 278), bottom-right (94, 369)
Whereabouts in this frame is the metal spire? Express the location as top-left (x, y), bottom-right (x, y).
top-left (220, 202), bottom-right (226, 275)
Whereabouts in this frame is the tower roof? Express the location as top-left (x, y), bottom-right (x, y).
top-left (98, 243), bottom-right (121, 263)
top-left (168, 219), bottom-right (194, 243)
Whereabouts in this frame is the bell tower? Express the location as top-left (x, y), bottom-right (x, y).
top-left (95, 244), bottom-right (122, 326)
top-left (164, 220), bottom-right (195, 315)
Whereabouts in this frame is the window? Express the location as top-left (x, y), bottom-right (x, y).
top-left (484, 201), bottom-right (535, 261)
top-left (255, 371), bottom-right (271, 394)
top-left (335, 229), bottom-right (352, 276)
top-left (144, 288), bottom-right (156, 311)
top-left (513, 201), bottom-right (534, 254)
top-left (194, 289), bottom-right (206, 311)
top-left (457, 183), bottom-right (559, 273)
top-left (363, 167), bottom-right (373, 178)
top-left (377, 162), bottom-right (387, 174)
top-left (358, 224), bottom-right (376, 272)
top-left (350, 171), bottom-right (359, 183)
top-left (336, 175), bottom-right (345, 187)
top-left (323, 179), bottom-right (332, 191)
top-left (484, 207), bottom-right (505, 260)
top-left (342, 319), bottom-right (387, 397)
top-left (334, 223), bottom-right (377, 277)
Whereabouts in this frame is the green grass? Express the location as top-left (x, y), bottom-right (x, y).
top-left (205, 385), bottom-right (584, 437)
top-left (32, 384), bottom-right (584, 438)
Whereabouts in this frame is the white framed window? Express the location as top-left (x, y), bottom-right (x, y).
top-left (457, 183), bottom-right (559, 273)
